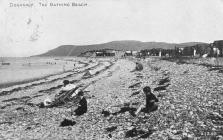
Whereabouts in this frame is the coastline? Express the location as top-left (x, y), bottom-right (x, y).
top-left (0, 70), bottom-right (72, 89)
top-left (0, 57), bottom-right (87, 90)
top-left (0, 57), bottom-right (222, 139)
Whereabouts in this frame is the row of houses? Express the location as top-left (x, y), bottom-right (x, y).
top-left (93, 50), bottom-right (144, 58)
top-left (81, 49), bottom-right (125, 58)
top-left (141, 40), bottom-right (223, 58)
top-left (81, 40), bottom-right (223, 58)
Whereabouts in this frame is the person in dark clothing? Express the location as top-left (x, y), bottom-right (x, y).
top-left (143, 86), bottom-right (158, 113)
top-left (135, 62), bottom-right (143, 71)
top-left (135, 86), bottom-right (158, 115)
top-left (72, 90), bottom-right (87, 116)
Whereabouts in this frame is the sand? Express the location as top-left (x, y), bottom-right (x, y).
top-left (0, 57), bottom-right (223, 139)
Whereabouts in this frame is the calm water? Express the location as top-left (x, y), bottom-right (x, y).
top-left (0, 57), bottom-right (78, 87)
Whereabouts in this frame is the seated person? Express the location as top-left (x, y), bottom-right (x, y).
top-left (56, 80), bottom-right (78, 98)
top-left (72, 90), bottom-right (87, 116)
top-left (135, 62), bottom-right (143, 71)
top-left (143, 86), bottom-right (158, 112)
top-left (61, 80), bottom-right (77, 92)
top-left (40, 80), bottom-right (78, 108)
top-left (135, 86), bottom-right (158, 115)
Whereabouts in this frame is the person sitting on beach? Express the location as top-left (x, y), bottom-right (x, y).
top-left (72, 90), bottom-right (87, 116)
top-left (39, 80), bottom-right (78, 108)
top-left (135, 86), bottom-right (158, 115)
top-left (62, 80), bottom-right (77, 91)
top-left (131, 62), bottom-right (143, 72)
top-left (56, 80), bottom-right (78, 97)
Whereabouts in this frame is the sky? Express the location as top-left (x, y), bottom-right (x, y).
top-left (1, 0), bottom-right (223, 57)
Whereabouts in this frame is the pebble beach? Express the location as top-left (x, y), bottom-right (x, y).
top-left (0, 57), bottom-right (223, 140)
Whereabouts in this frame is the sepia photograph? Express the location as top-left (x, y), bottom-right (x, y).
top-left (0, 0), bottom-right (223, 139)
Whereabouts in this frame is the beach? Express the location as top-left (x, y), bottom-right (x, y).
top-left (0, 57), bottom-right (223, 139)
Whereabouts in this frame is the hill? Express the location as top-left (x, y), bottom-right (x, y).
top-left (36, 41), bottom-right (207, 57)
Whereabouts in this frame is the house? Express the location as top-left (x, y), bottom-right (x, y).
top-left (114, 50), bottom-right (125, 58)
top-left (175, 44), bottom-right (211, 57)
top-left (132, 51), bottom-right (138, 56)
top-left (104, 49), bottom-right (115, 56)
top-left (94, 49), bottom-right (125, 57)
top-left (194, 44), bottom-right (211, 56)
top-left (124, 51), bottom-right (132, 56)
top-left (175, 47), bottom-right (184, 56)
top-left (213, 40), bottom-right (223, 56)
top-left (149, 48), bottom-right (163, 56)
top-left (95, 51), bottom-right (104, 57)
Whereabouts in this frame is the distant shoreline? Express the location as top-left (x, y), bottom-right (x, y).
top-left (0, 57), bottom-right (79, 89)
top-left (0, 70), bottom-right (70, 89)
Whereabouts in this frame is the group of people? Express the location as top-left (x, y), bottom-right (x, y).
top-left (41, 79), bottom-right (159, 117)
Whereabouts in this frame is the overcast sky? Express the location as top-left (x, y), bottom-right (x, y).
top-left (1, 0), bottom-right (223, 57)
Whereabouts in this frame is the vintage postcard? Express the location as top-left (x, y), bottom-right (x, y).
top-left (0, 0), bottom-right (223, 139)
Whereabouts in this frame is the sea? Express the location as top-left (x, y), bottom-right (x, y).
top-left (0, 57), bottom-right (78, 88)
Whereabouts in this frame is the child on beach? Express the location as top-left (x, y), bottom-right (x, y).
top-left (72, 90), bottom-right (87, 116)
top-left (135, 86), bottom-right (158, 115)
top-left (135, 62), bottom-right (143, 71)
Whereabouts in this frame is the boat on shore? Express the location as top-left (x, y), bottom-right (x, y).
top-left (1, 62), bottom-right (10, 65)
top-left (1, 57), bottom-right (10, 65)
